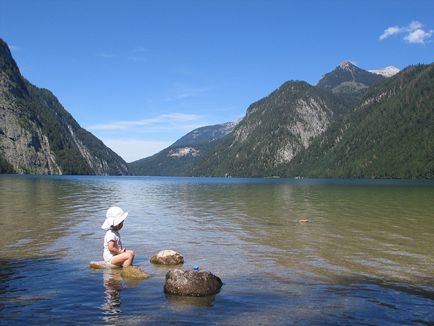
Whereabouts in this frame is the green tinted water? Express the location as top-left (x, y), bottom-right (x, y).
top-left (0, 175), bottom-right (433, 324)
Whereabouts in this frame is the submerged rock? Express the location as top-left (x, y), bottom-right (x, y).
top-left (164, 269), bottom-right (223, 297)
top-left (89, 261), bottom-right (121, 269)
top-left (150, 250), bottom-right (184, 265)
top-left (90, 262), bottom-right (150, 280)
top-left (120, 266), bottom-right (151, 280)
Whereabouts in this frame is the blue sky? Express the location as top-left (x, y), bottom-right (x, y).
top-left (1, 0), bottom-right (433, 162)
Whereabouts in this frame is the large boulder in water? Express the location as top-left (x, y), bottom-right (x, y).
top-left (164, 269), bottom-right (223, 297)
top-left (150, 250), bottom-right (184, 265)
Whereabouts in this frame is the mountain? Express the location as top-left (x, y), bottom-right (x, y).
top-left (132, 61), bottom-right (433, 179)
top-left (286, 63), bottom-right (434, 179)
top-left (128, 121), bottom-right (237, 176)
top-left (191, 81), bottom-right (347, 177)
top-left (317, 61), bottom-right (385, 94)
top-left (0, 38), bottom-right (129, 175)
top-left (172, 121), bottom-right (238, 147)
top-left (369, 66), bottom-right (400, 78)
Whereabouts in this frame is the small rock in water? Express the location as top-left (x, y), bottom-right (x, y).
top-left (150, 250), bottom-right (184, 265)
top-left (298, 219), bottom-right (310, 224)
top-left (120, 266), bottom-right (151, 280)
top-left (164, 269), bottom-right (223, 297)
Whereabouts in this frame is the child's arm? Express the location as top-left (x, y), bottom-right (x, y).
top-left (107, 240), bottom-right (126, 255)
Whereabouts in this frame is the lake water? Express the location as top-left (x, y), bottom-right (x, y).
top-left (0, 175), bottom-right (433, 325)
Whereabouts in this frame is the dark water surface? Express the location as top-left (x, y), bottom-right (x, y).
top-left (0, 175), bottom-right (433, 325)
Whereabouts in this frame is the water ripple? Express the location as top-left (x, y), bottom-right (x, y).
top-left (0, 175), bottom-right (433, 324)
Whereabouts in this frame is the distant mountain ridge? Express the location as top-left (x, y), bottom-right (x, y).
top-left (128, 121), bottom-right (237, 176)
top-left (130, 61), bottom-right (433, 179)
top-left (0, 38), bottom-right (129, 175)
top-left (172, 121), bottom-right (238, 147)
top-left (2, 37), bottom-right (430, 179)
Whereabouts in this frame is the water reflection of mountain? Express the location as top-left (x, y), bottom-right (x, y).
top-left (160, 182), bottom-right (434, 286)
top-left (0, 176), bottom-right (74, 259)
top-left (0, 175), bottom-right (119, 260)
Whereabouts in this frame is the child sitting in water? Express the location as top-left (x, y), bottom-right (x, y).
top-left (101, 206), bottom-right (135, 267)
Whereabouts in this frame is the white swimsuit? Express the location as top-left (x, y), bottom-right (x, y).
top-left (103, 230), bottom-right (123, 263)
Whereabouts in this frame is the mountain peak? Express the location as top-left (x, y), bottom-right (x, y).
top-left (0, 38), bottom-right (10, 53)
top-left (0, 38), bottom-right (29, 98)
top-left (317, 61), bottom-right (384, 93)
top-left (338, 61), bottom-right (357, 70)
top-left (0, 38), bottom-right (19, 72)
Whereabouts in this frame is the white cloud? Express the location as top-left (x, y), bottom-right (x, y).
top-left (408, 21), bottom-right (423, 31)
top-left (101, 138), bottom-right (172, 162)
top-left (132, 47), bottom-right (147, 53)
top-left (95, 52), bottom-right (115, 58)
top-left (87, 113), bottom-right (203, 132)
top-left (96, 47), bottom-right (148, 61)
top-left (127, 47), bottom-right (148, 62)
top-left (379, 21), bottom-right (433, 44)
top-left (88, 113), bottom-right (211, 162)
top-left (379, 26), bottom-right (403, 40)
top-left (164, 84), bottom-right (213, 102)
top-left (404, 29), bottom-right (433, 44)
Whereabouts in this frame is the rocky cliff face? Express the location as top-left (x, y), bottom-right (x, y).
top-left (0, 105), bottom-right (62, 174)
top-left (192, 81), bottom-right (345, 177)
top-left (0, 39), bottom-right (129, 175)
top-left (232, 82), bottom-right (334, 164)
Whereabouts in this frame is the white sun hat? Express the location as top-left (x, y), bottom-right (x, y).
top-left (101, 206), bottom-right (128, 230)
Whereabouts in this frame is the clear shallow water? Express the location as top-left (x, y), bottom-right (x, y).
top-left (0, 175), bottom-right (433, 325)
